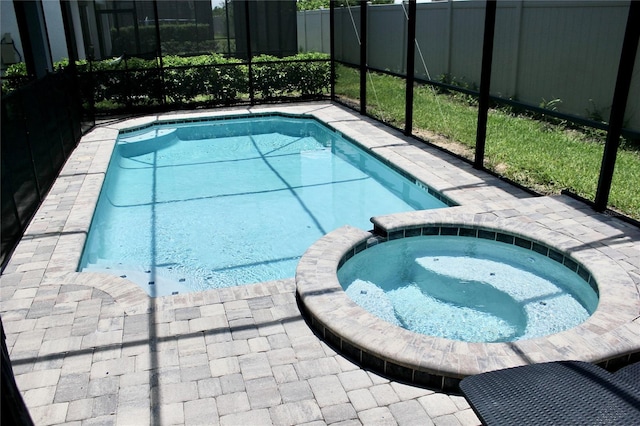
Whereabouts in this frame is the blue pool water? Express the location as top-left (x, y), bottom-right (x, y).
top-left (338, 235), bottom-right (598, 342)
top-left (80, 115), bottom-right (448, 296)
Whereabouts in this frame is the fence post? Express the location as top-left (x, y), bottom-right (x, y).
top-left (510, 0), bottom-right (523, 100)
top-left (59, 2), bottom-right (81, 144)
top-left (152, 0), bottom-right (165, 108)
top-left (12, 0), bottom-right (53, 79)
top-left (244, 1), bottom-right (255, 105)
top-left (18, 90), bottom-right (44, 201)
top-left (405, 0), bottom-right (417, 136)
top-left (446, 0), bottom-right (453, 78)
top-left (0, 155), bottom-right (23, 240)
top-left (594, 1), bottom-right (640, 212)
top-left (225, 0), bottom-right (232, 55)
top-left (330, 1), bottom-right (336, 101)
top-left (474, 0), bottom-right (497, 170)
top-left (123, 54), bottom-right (133, 110)
top-left (360, 0), bottom-right (367, 115)
top-left (60, 0), bottom-right (78, 71)
top-left (321, 9), bottom-right (328, 54)
top-left (299, 10), bottom-right (305, 52)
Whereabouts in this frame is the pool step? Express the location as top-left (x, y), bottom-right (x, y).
top-left (81, 263), bottom-right (191, 297)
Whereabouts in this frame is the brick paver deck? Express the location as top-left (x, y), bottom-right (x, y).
top-left (2, 102), bottom-right (639, 425)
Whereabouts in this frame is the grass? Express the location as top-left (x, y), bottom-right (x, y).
top-left (335, 64), bottom-right (640, 220)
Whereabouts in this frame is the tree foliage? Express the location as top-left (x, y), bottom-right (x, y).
top-left (297, 0), bottom-right (394, 11)
top-left (2, 52), bottom-right (331, 110)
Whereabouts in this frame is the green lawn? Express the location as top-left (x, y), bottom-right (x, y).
top-left (335, 64), bottom-right (640, 220)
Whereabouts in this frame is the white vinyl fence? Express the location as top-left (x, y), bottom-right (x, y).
top-left (297, 0), bottom-right (640, 132)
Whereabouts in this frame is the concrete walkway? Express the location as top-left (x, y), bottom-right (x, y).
top-left (2, 102), bottom-right (639, 425)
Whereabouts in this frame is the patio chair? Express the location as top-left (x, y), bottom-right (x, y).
top-left (459, 360), bottom-right (640, 425)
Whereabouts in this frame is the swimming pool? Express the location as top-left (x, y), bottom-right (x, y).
top-left (79, 113), bottom-right (450, 295)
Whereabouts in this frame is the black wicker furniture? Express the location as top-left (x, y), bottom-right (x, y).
top-left (459, 360), bottom-right (640, 425)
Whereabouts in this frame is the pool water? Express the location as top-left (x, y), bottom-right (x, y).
top-left (337, 235), bottom-right (599, 342)
top-left (79, 115), bottom-right (448, 296)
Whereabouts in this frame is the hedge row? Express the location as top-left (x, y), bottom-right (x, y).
top-left (2, 52), bottom-right (331, 111)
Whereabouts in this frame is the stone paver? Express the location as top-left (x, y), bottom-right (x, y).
top-left (2, 103), bottom-right (638, 425)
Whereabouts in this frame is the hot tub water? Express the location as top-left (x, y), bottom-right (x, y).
top-left (338, 235), bottom-right (598, 342)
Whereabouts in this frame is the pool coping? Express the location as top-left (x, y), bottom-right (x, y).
top-left (3, 101), bottom-right (639, 394)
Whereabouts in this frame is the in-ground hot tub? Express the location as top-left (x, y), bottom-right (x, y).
top-left (337, 232), bottom-right (599, 343)
top-left (295, 212), bottom-right (639, 391)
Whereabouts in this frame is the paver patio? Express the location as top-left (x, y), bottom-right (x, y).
top-left (2, 102), bottom-right (639, 425)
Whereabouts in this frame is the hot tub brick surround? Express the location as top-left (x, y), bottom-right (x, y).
top-left (297, 211), bottom-right (639, 390)
top-left (303, 307), bottom-right (463, 392)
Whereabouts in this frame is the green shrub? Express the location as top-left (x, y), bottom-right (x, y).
top-left (252, 55), bottom-right (288, 98)
top-left (1, 63), bottom-right (28, 94)
top-left (252, 52), bottom-right (330, 99)
top-left (2, 52), bottom-right (329, 109)
top-left (288, 52), bottom-right (331, 96)
top-left (162, 54), bottom-right (247, 103)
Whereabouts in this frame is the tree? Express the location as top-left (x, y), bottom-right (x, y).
top-left (297, 0), bottom-right (394, 12)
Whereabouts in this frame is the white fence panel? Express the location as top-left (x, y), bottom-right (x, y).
top-left (515, 1), bottom-right (627, 120)
top-left (489, 2), bottom-right (521, 98)
top-left (413, 2), bottom-right (450, 81)
top-left (297, 0), bottom-right (640, 131)
top-left (297, 10), bottom-right (330, 53)
top-left (627, 43), bottom-right (640, 130)
top-left (334, 7), bottom-right (361, 65)
top-left (367, 5), bottom-right (407, 75)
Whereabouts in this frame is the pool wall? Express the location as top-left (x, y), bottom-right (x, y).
top-left (296, 209), bottom-right (639, 391)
